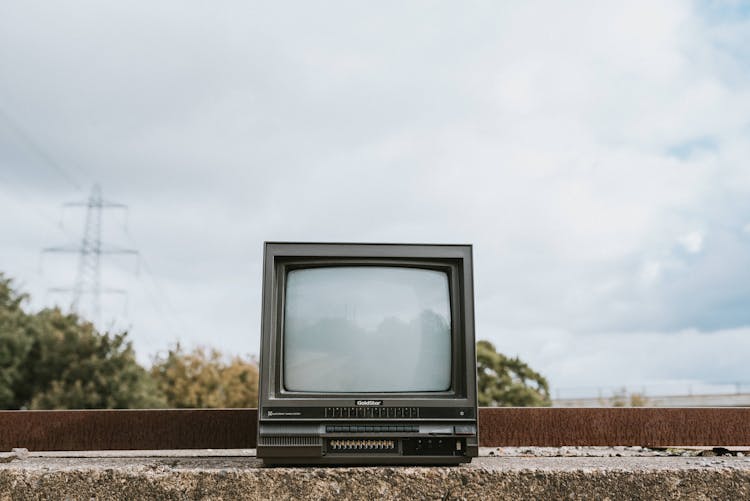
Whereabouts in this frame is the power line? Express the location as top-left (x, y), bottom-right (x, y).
top-left (104, 248), bottom-right (182, 342)
top-left (0, 168), bottom-right (77, 241)
top-left (122, 227), bottom-right (191, 341)
top-left (0, 106), bottom-right (84, 191)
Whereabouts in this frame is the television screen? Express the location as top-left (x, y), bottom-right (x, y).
top-left (283, 266), bottom-right (452, 393)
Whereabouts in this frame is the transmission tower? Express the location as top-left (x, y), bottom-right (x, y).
top-left (43, 184), bottom-right (138, 324)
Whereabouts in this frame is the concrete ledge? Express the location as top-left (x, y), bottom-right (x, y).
top-left (1, 450), bottom-right (749, 500)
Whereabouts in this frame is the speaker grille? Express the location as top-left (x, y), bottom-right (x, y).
top-left (258, 436), bottom-right (321, 447)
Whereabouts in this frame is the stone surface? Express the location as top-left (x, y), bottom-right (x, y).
top-left (1, 449), bottom-right (749, 500)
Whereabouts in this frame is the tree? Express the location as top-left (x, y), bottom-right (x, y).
top-left (477, 339), bottom-right (551, 407)
top-left (22, 308), bottom-right (166, 409)
top-left (0, 273), bottom-right (166, 409)
top-left (151, 345), bottom-right (258, 408)
top-left (0, 274), bottom-right (33, 408)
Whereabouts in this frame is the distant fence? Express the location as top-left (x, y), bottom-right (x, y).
top-left (553, 382), bottom-right (750, 400)
top-left (554, 393), bottom-right (750, 408)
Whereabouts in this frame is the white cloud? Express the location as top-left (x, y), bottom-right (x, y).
top-left (639, 260), bottom-right (664, 286)
top-left (0, 1), bottom-right (749, 390)
top-left (678, 231), bottom-right (705, 254)
top-left (490, 326), bottom-right (750, 396)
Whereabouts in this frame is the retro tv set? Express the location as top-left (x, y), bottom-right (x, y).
top-left (257, 242), bottom-right (478, 465)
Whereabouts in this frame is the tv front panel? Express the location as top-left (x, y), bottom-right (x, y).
top-left (257, 243), bottom-right (478, 465)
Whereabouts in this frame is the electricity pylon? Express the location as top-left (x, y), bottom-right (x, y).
top-left (43, 184), bottom-right (138, 324)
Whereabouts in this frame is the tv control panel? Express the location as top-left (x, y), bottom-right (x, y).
top-left (326, 424), bottom-right (419, 433)
top-left (326, 407), bottom-right (419, 418)
top-left (263, 406), bottom-right (475, 419)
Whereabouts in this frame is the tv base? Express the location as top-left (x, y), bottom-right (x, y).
top-left (259, 455), bottom-right (474, 466)
top-left (257, 422), bottom-right (478, 466)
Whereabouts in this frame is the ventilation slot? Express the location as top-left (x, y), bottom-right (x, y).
top-left (259, 436), bottom-right (321, 447)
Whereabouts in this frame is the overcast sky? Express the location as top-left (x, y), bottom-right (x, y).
top-left (1, 1), bottom-right (749, 398)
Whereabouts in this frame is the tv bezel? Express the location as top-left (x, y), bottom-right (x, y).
top-left (258, 242), bottom-right (477, 415)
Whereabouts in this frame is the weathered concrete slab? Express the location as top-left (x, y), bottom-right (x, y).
top-left (1, 450), bottom-right (749, 500)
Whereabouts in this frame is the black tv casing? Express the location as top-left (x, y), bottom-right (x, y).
top-left (257, 242), bottom-right (478, 465)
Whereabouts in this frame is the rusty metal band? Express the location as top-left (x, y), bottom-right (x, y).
top-left (1, 408), bottom-right (748, 451)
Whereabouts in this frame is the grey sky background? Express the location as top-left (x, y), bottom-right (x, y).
top-left (1, 1), bottom-right (749, 397)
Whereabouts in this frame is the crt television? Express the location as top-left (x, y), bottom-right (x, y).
top-left (257, 242), bottom-right (478, 465)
